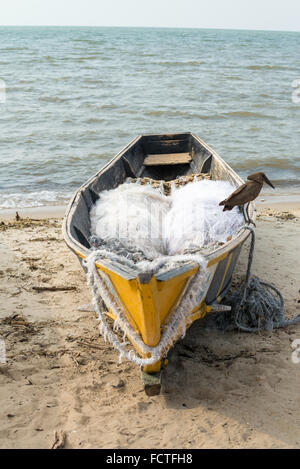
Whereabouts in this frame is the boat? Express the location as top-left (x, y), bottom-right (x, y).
top-left (63, 132), bottom-right (255, 394)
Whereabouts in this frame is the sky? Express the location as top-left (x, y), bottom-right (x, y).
top-left (0, 0), bottom-right (300, 32)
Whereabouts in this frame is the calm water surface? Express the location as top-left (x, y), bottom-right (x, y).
top-left (0, 27), bottom-right (299, 208)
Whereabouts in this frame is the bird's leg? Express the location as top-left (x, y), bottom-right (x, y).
top-left (245, 202), bottom-right (256, 227)
top-left (242, 203), bottom-right (249, 224)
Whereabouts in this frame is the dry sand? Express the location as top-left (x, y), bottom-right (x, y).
top-left (0, 204), bottom-right (300, 449)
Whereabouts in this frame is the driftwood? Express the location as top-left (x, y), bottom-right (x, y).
top-left (30, 237), bottom-right (60, 242)
top-left (77, 340), bottom-right (105, 351)
top-left (71, 353), bottom-right (80, 368)
top-left (32, 285), bottom-right (77, 292)
top-left (51, 430), bottom-right (66, 449)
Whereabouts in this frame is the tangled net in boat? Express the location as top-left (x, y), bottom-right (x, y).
top-left (126, 172), bottom-right (211, 196)
top-left (85, 175), bottom-right (245, 365)
top-left (89, 176), bottom-right (244, 267)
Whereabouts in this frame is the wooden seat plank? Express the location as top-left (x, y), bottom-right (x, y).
top-left (144, 153), bottom-right (191, 166)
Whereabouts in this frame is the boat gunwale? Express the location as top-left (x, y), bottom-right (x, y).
top-left (62, 132), bottom-right (255, 280)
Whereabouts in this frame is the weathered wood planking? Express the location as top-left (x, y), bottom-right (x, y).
top-left (142, 135), bottom-right (191, 155)
top-left (144, 153), bottom-right (192, 166)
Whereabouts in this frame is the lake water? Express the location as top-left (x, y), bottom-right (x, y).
top-left (0, 26), bottom-right (299, 208)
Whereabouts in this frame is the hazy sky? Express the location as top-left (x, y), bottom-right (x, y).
top-left (1, 0), bottom-right (300, 31)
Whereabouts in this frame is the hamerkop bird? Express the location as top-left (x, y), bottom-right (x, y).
top-left (219, 172), bottom-right (275, 224)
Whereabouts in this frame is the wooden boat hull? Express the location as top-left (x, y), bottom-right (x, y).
top-left (63, 133), bottom-right (255, 376)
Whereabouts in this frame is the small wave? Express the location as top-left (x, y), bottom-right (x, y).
top-left (76, 55), bottom-right (101, 61)
top-left (144, 110), bottom-right (275, 120)
top-left (144, 110), bottom-right (209, 118)
top-left (145, 109), bottom-right (200, 118)
top-left (234, 158), bottom-right (300, 171)
top-left (6, 86), bottom-right (35, 92)
top-left (83, 79), bottom-right (104, 84)
top-left (222, 111), bottom-right (276, 119)
top-left (157, 60), bottom-right (205, 67)
top-left (252, 103), bottom-right (274, 109)
top-left (248, 127), bottom-right (261, 132)
top-left (39, 96), bottom-right (67, 103)
top-left (98, 104), bottom-right (118, 110)
top-left (267, 179), bottom-right (300, 188)
top-left (246, 65), bottom-right (288, 71)
top-left (72, 39), bottom-right (101, 45)
top-left (75, 56), bottom-right (110, 63)
top-left (145, 110), bottom-right (175, 117)
top-left (259, 93), bottom-right (273, 99)
top-left (18, 79), bottom-right (35, 84)
top-left (225, 76), bottom-right (242, 81)
top-left (0, 190), bottom-right (72, 209)
top-left (2, 47), bottom-right (30, 52)
top-left (38, 95), bottom-right (81, 103)
top-left (86, 118), bottom-right (105, 123)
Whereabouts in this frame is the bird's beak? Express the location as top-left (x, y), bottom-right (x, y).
top-left (263, 174), bottom-right (275, 189)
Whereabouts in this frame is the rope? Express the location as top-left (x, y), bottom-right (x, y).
top-left (233, 226), bottom-right (300, 332)
top-left (83, 249), bottom-right (212, 366)
top-left (84, 225), bottom-right (300, 366)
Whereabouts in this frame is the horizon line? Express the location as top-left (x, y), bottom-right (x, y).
top-left (0, 24), bottom-right (299, 33)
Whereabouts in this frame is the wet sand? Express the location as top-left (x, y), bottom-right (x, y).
top-left (0, 203), bottom-right (300, 449)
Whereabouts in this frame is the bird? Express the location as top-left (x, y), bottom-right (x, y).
top-left (15, 211), bottom-right (20, 221)
top-left (219, 172), bottom-right (275, 225)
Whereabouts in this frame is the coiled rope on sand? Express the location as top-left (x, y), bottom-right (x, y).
top-left (232, 226), bottom-right (300, 332)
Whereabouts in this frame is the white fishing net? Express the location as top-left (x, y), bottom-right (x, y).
top-left (90, 179), bottom-right (244, 260)
top-left (90, 182), bottom-right (170, 260)
top-left (164, 180), bottom-right (243, 255)
top-left (86, 178), bottom-right (245, 366)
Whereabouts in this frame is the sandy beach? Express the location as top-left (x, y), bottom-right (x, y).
top-left (0, 202), bottom-right (300, 449)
